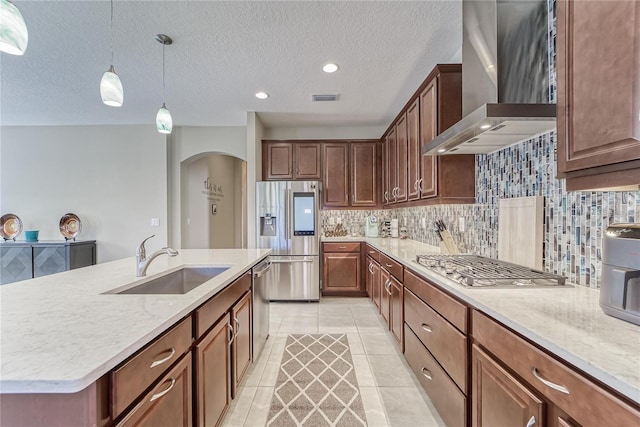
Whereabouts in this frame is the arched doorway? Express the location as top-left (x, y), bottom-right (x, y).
top-left (181, 153), bottom-right (246, 249)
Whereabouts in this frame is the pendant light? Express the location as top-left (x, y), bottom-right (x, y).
top-left (155, 34), bottom-right (173, 134)
top-left (100, 0), bottom-right (123, 107)
top-left (0, 0), bottom-right (28, 55)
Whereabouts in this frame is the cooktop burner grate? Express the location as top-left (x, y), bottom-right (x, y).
top-left (414, 254), bottom-right (566, 287)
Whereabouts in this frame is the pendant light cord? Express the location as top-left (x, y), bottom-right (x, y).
top-left (109, 0), bottom-right (114, 64)
top-left (162, 43), bottom-right (166, 102)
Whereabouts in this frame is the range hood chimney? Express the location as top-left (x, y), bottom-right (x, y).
top-left (423, 0), bottom-right (556, 155)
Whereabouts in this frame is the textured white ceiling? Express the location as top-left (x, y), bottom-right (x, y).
top-left (0, 1), bottom-right (462, 128)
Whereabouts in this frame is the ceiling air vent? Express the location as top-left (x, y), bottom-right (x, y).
top-left (312, 94), bottom-right (339, 102)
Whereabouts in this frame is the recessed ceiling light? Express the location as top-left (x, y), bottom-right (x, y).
top-left (437, 148), bottom-right (446, 153)
top-left (480, 124), bottom-right (491, 129)
top-left (255, 92), bottom-right (269, 99)
top-left (322, 63), bottom-right (339, 73)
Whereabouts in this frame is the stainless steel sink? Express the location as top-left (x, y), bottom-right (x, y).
top-left (109, 267), bottom-right (230, 295)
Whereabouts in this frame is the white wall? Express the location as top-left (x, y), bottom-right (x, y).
top-left (168, 126), bottom-right (247, 247)
top-left (246, 113), bottom-right (264, 249)
top-left (263, 125), bottom-right (386, 140)
top-left (0, 125), bottom-right (167, 263)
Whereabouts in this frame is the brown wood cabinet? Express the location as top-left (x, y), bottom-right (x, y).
top-left (231, 291), bottom-right (252, 397)
top-left (366, 255), bottom-right (381, 310)
top-left (471, 344), bottom-right (543, 427)
top-left (322, 143), bottom-right (350, 207)
top-left (294, 143), bottom-right (321, 180)
top-left (384, 128), bottom-right (397, 205)
top-left (419, 79), bottom-right (438, 198)
top-left (395, 113), bottom-right (408, 203)
top-left (262, 142), bottom-right (293, 180)
top-left (350, 142), bottom-right (378, 206)
top-left (195, 313), bottom-right (232, 427)
top-left (406, 98), bottom-right (421, 200)
top-left (556, 0), bottom-right (640, 190)
top-left (116, 355), bottom-right (193, 427)
top-left (380, 267), bottom-right (391, 325)
top-left (322, 242), bottom-right (363, 296)
top-left (388, 275), bottom-right (403, 349)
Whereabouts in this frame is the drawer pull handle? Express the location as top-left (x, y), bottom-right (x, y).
top-left (421, 324), bottom-right (432, 333)
top-left (368, 251), bottom-right (375, 254)
top-left (531, 367), bottom-right (570, 394)
top-left (421, 367), bottom-right (433, 380)
top-left (339, 246), bottom-right (347, 249)
top-left (385, 263), bottom-right (393, 268)
top-left (150, 347), bottom-right (176, 369)
top-left (150, 377), bottom-right (176, 402)
top-left (525, 415), bottom-right (536, 427)
top-left (228, 323), bottom-right (235, 346)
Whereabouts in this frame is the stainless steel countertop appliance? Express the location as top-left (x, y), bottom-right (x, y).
top-left (415, 254), bottom-right (566, 288)
top-left (256, 181), bottom-right (320, 301)
top-left (252, 258), bottom-right (271, 360)
top-left (600, 223), bottom-right (640, 326)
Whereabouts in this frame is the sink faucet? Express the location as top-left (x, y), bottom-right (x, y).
top-left (136, 235), bottom-right (179, 277)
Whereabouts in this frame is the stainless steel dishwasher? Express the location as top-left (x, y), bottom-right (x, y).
top-left (252, 258), bottom-right (271, 361)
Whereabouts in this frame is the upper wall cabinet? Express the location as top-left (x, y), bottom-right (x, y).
top-left (556, 0), bottom-right (640, 190)
top-left (262, 141), bottom-right (321, 181)
top-left (382, 64), bottom-right (475, 207)
top-left (322, 143), bottom-right (350, 207)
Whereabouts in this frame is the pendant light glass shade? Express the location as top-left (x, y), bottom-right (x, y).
top-left (156, 103), bottom-right (172, 134)
top-left (0, 0), bottom-right (28, 56)
top-left (100, 65), bottom-right (123, 107)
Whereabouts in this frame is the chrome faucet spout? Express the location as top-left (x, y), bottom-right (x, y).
top-left (135, 235), bottom-right (178, 277)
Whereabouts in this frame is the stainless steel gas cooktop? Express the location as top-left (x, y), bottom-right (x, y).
top-left (415, 254), bottom-right (566, 288)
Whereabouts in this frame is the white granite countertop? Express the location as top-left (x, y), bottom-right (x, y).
top-left (323, 236), bottom-right (640, 404)
top-left (0, 249), bottom-right (270, 394)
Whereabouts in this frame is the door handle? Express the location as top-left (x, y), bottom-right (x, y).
top-left (270, 259), bottom-right (314, 264)
top-left (253, 261), bottom-right (272, 278)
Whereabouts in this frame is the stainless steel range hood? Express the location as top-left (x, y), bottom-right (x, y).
top-left (423, 0), bottom-right (556, 155)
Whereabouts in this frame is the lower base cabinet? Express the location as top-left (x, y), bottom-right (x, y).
top-left (232, 291), bottom-right (252, 397)
top-left (322, 242), bottom-right (364, 296)
top-left (116, 355), bottom-right (192, 427)
top-left (471, 344), bottom-right (543, 427)
top-left (195, 313), bottom-right (232, 427)
top-left (389, 276), bottom-right (403, 349)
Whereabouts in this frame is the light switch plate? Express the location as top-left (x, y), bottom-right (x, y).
top-left (458, 217), bottom-right (465, 232)
top-left (151, 218), bottom-right (160, 227)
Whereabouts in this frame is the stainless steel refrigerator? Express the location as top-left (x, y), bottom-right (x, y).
top-left (256, 181), bottom-right (320, 301)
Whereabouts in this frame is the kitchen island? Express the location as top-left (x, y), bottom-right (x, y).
top-left (0, 248), bottom-right (269, 426)
top-left (324, 236), bottom-right (640, 426)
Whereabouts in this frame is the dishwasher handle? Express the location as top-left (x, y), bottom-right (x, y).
top-left (253, 260), bottom-right (272, 278)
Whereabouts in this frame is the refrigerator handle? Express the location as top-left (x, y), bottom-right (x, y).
top-left (288, 188), bottom-right (294, 240)
top-left (283, 187), bottom-right (289, 240)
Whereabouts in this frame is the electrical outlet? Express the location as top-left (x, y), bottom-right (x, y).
top-left (421, 217), bottom-right (427, 229)
top-left (151, 217), bottom-right (160, 227)
top-left (458, 217), bottom-right (465, 232)
top-left (336, 217), bottom-right (342, 224)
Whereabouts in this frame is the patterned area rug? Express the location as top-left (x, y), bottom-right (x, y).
top-left (267, 334), bottom-right (367, 426)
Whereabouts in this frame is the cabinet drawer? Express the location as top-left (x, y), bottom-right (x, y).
top-left (323, 242), bottom-right (361, 253)
top-left (472, 310), bottom-right (640, 427)
top-left (111, 316), bottom-right (193, 419)
top-left (404, 269), bottom-right (467, 333)
top-left (404, 288), bottom-right (467, 392)
top-left (115, 353), bottom-right (192, 427)
top-left (195, 271), bottom-right (251, 338)
top-left (364, 245), bottom-right (380, 263)
top-left (380, 253), bottom-right (403, 281)
top-left (404, 325), bottom-right (466, 427)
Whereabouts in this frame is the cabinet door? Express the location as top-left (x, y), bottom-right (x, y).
top-left (386, 128), bottom-right (397, 205)
top-left (231, 291), bottom-right (252, 397)
top-left (322, 252), bottom-right (361, 292)
top-left (263, 142), bottom-right (293, 180)
top-left (389, 276), bottom-right (403, 349)
top-left (294, 143), bottom-right (321, 180)
top-left (195, 313), bottom-right (232, 427)
top-left (557, 0), bottom-right (640, 177)
top-left (351, 142), bottom-right (377, 206)
top-left (68, 243), bottom-right (96, 270)
top-left (322, 143), bottom-right (349, 207)
top-left (33, 246), bottom-right (66, 277)
top-left (382, 135), bottom-right (390, 205)
top-left (365, 257), bottom-right (373, 297)
top-left (371, 260), bottom-right (381, 310)
top-left (380, 268), bottom-right (391, 327)
top-left (0, 246), bottom-right (33, 284)
top-left (407, 98), bottom-right (421, 201)
top-left (420, 79), bottom-right (438, 198)
top-left (116, 355), bottom-right (192, 427)
top-left (472, 344), bottom-right (544, 427)
top-left (395, 114), bottom-right (408, 203)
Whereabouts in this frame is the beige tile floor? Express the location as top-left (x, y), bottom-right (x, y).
top-left (222, 297), bottom-right (446, 427)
